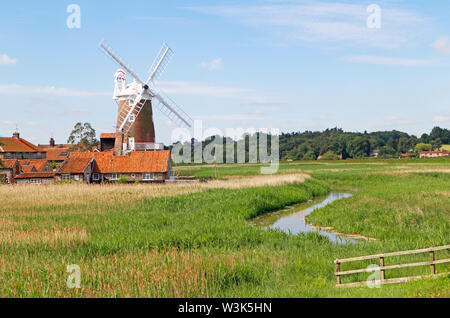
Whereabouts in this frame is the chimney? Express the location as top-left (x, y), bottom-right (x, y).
top-left (50, 137), bottom-right (55, 147)
top-left (12, 132), bottom-right (20, 139)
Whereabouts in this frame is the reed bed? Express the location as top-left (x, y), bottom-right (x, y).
top-left (0, 162), bottom-right (448, 297)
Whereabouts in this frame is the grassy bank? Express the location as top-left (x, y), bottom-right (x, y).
top-left (0, 162), bottom-right (449, 297)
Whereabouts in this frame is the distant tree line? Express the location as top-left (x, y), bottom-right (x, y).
top-left (172, 126), bottom-right (450, 162)
top-left (279, 126), bottom-right (449, 160)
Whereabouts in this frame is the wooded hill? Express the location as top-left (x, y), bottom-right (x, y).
top-left (173, 126), bottom-right (450, 161)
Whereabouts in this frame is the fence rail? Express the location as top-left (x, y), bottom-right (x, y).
top-left (334, 245), bottom-right (450, 288)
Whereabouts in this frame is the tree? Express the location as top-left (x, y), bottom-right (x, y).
top-left (414, 143), bottom-right (432, 153)
top-left (347, 136), bottom-right (371, 158)
top-left (378, 146), bottom-right (398, 159)
top-left (397, 137), bottom-right (410, 153)
top-left (67, 122), bottom-right (98, 151)
top-left (320, 150), bottom-right (339, 160)
top-left (302, 150), bottom-right (316, 161)
top-left (431, 138), bottom-right (442, 151)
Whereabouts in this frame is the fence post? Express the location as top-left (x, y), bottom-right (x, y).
top-left (379, 256), bottom-right (385, 281)
top-left (335, 260), bottom-right (341, 285)
top-left (430, 250), bottom-right (435, 275)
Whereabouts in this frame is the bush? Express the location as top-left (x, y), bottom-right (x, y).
top-left (117, 175), bottom-right (129, 184)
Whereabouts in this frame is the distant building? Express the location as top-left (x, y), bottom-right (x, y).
top-left (100, 133), bottom-right (116, 152)
top-left (15, 172), bottom-right (55, 185)
top-left (18, 159), bottom-right (52, 173)
top-left (0, 159), bottom-right (21, 184)
top-left (54, 150), bottom-right (171, 183)
top-left (399, 153), bottom-right (413, 159)
top-left (0, 132), bottom-right (46, 160)
top-left (420, 150), bottom-right (449, 158)
top-left (370, 149), bottom-right (380, 157)
top-left (55, 155), bottom-right (95, 183)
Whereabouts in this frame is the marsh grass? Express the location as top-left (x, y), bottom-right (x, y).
top-left (0, 161), bottom-right (448, 297)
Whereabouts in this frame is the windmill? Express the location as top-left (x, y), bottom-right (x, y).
top-left (98, 40), bottom-right (192, 155)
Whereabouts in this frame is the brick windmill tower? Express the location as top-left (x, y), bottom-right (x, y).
top-left (99, 41), bottom-right (193, 155)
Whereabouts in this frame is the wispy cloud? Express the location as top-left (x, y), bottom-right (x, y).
top-left (0, 54), bottom-right (18, 66)
top-left (200, 58), bottom-right (223, 71)
top-left (156, 80), bottom-right (250, 98)
top-left (197, 110), bottom-right (269, 121)
top-left (433, 115), bottom-right (450, 124)
top-left (187, 2), bottom-right (425, 48)
top-left (343, 55), bottom-right (436, 67)
top-left (0, 84), bottom-right (109, 97)
top-left (432, 37), bottom-right (450, 54)
top-left (385, 116), bottom-right (414, 125)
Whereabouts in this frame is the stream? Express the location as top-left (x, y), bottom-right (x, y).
top-left (253, 192), bottom-right (356, 244)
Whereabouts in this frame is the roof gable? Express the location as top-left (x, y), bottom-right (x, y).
top-left (0, 137), bottom-right (43, 153)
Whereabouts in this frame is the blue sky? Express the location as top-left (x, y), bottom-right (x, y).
top-left (1, 0), bottom-right (450, 145)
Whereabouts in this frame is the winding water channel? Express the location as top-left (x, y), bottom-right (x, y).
top-left (252, 192), bottom-right (356, 244)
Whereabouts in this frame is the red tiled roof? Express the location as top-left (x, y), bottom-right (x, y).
top-left (93, 150), bottom-right (170, 173)
top-left (56, 156), bottom-right (93, 174)
top-left (0, 159), bottom-right (18, 169)
top-left (38, 144), bottom-right (71, 150)
top-left (0, 137), bottom-right (44, 153)
top-left (55, 150), bottom-right (170, 174)
top-left (45, 148), bottom-right (70, 161)
top-left (18, 159), bottom-right (49, 172)
top-left (15, 172), bottom-right (55, 179)
top-left (100, 133), bottom-right (115, 139)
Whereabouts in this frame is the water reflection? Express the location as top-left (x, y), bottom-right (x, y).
top-left (265, 192), bottom-right (356, 244)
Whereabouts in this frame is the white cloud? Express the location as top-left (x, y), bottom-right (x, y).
top-left (0, 84), bottom-right (109, 97)
top-left (187, 2), bottom-right (424, 48)
top-left (200, 58), bottom-right (223, 70)
top-left (433, 115), bottom-right (450, 123)
top-left (432, 37), bottom-right (450, 54)
top-left (156, 80), bottom-right (250, 98)
top-left (385, 116), bottom-right (413, 125)
top-left (343, 55), bottom-right (436, 66)
top-left (0, 54), bottom-right (18, 66)
top-left (197, 111), bottom-right (269, 121)
top-left (2, 120), bottom-right (16, 126)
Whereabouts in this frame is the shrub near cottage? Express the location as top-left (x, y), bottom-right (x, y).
top-left (117, 175), bottom-right (129, 184)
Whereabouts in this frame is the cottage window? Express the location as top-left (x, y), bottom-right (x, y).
top-left (143, 173), bottom-right (154, 180)
top-left (111, 173), bottom-right (119, 180)
top-left (74, 175), bottom-right (80, 181)
top-left (92, 173), bottom-right (99, 181)
top-left (61, 174), bottom-right (70, 181)
top-left (30, 178), bottom-right (41, 184)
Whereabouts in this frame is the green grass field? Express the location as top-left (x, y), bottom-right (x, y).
top-left (0, 159), bottom-right (449, 297)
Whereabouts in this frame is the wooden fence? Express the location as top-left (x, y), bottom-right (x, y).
top-left (334, 245), bottom-right (450, 287)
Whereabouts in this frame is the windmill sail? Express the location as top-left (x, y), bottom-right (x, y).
top-left (99, 40), bottom-right (143, 84)
top-left (148, 43), bottom-right (173, 83)
top-left (153, 92), bottom-right (193, 128)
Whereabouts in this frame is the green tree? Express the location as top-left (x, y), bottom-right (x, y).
top-left (378, 146), bottom-right (398, 159)
top-left (431, 138), bottom-right (442, 151)
top-left (347, 136), bottom-right (371, 158)
top-left (320, 150), bottom-right (339, 160)
top-left (67, 122), bottom-right (98, 151)
top-left (302, 150), bottom-right (316, 161)
top-left (397, 137), bottom-right (410, 153)
top-left (414, 143), bottom-right (432, 153)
